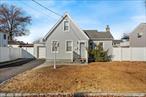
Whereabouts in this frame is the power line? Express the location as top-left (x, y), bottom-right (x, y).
top-left (32, 0), bottom-right (62, 17)
top-left (21, 1), bottom-right (57, 21)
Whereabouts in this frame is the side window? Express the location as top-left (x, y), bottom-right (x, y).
top-left (3, 34), bottom-right (6, 40)
top-left (51, 41), bottom-right (59, 53)
top-left (64, 20), bottom-right (69, 31)
top-left (137, 32), bottom-right (143, 38)
top-left (66, 41), bottom-right (73, 52)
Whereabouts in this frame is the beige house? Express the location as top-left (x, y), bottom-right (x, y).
top-left (130, 23), bottom-right (146, 47)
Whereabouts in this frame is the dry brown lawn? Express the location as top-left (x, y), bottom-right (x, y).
top-left (0, 62), bottom-right (146, 93)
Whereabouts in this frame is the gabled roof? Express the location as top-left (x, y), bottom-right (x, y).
top-left (43, 13), bottom-right (89, 41)
top-left (132, 23), bottom-right (146, 33)
top-left (83, 30), bottom-right (113, 41)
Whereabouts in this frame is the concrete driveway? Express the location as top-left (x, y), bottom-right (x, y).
top-left (0, 59), bottom-right (45, 83)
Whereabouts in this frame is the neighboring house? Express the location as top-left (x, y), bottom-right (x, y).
top-left (130, 23), bottom-right (146, 47)
top-left (120, 40), bottom-right (129, 47)
top-left (0, 32), bottom-right (8, 47)
top-left (113, 40), bottom-right (129, 47)
top-left (8, 40), bottom-right (26, 48)
top-left (40, 13), bottom-right (113, 63)
top-left (19, 44), bottom-right (34, 48)
top-left (84, 27), bottom-right (113, 55)
top-left (113, 40), bottom-right (122, 47)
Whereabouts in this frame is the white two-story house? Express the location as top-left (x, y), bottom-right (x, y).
top-left (0, 32), bottom-right (8, 47)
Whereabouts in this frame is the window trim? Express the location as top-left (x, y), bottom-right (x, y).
top-left (65, 40), bottom-right (73, 53)
top-left (51, 40), bottom-right (59, 53)
top-left (63, 19), bottom-right (70, 32)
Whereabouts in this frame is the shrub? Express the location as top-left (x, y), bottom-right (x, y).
top-left (88, 43), bottom-right (111, 62)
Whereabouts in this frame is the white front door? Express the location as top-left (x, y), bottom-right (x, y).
top-left (80, 42), bottom-right (86, 58)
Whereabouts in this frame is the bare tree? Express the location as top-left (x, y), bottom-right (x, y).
top-left (0, 4), bottom-right (31, 41)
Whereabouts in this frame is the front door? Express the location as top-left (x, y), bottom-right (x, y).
top-left (80, 42), bottom-right (86, 58)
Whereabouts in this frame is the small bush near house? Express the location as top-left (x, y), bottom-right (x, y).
top-left (88, 43), bottom-right (110, 62)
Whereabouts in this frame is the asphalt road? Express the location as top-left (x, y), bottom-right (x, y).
top-left (0, 59), bottom-right (45, 83)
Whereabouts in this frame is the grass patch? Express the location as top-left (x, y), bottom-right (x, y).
top-left (0, 62), bottom-right (146, 93)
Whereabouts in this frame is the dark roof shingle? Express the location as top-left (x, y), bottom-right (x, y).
top-left (83, 30), bottom-right (113, 41)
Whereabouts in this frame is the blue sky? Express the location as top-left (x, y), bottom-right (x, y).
top-left (1, 0), bottom-right (146, 43)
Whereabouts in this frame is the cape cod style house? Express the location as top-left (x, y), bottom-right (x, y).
top-left (36, 13), bottom-right (113, 63)
top-left (0, 32), bottom-right (8, 47)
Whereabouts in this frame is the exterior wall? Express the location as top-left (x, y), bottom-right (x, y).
top-left (130, 23), bottom-right (146, 47)
top-left (45, 16), bottom-right (89, 62)
top-left (0, 32), bottom-right (8, 47)
top-left (34, 43), bottom-right (46, 58)
top-left (91, 40), bottom-right (113, 55)
top-left (112, 47), bottom-right (146, 61)
top-left (120, 41), bottom-right (129, 47)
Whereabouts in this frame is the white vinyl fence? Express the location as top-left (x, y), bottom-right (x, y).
top-left (1, 47), bottom-right (146, 62)
top-left (0, 47), bottom-right (35, 62)
top-left (112, 47), bottom-right (146, 61)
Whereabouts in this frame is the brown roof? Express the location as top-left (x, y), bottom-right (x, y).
top-left (19, 44), bottom-right (34, 47)
top-left (83, 30), bottom-right (113, 41)
top-left (113, 40), bottom-right (122, 44)
top-left (8, 41), bottom-right (25, 45)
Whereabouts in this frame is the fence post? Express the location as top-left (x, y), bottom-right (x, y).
top-left (20, 48), bottom-right (22, 58)
top-left (130, 47), bottom-right (132, 61)
top-left (144, 47), bottom-right (146, 61)
top-left (9, 47), bottom-right (11, 60)
top-left (120, 47), bottom-right (122, 61)
top-left (0, 47), bottom-right (1, 62)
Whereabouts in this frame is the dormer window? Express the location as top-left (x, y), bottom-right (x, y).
top-left (64, 20), bottom-right (69, 31)
top-left (137, 32), bottom-right (143, 38)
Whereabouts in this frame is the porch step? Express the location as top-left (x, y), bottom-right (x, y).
top-left (0, 58), bottom-right (35, 68)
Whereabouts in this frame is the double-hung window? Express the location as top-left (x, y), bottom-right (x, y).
top-left (52, 41), bottom-right (59, 53)
top-left (3, 34), bottom-right (6, 40)
top-left (64, 20), bottom-right (69, 31)
top-left (66, 41), bottom-right (73, 52)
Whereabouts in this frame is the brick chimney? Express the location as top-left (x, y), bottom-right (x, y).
top-left (106, 25), bottom-right (110, 32)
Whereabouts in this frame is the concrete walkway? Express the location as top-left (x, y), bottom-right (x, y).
top-left (0, 59), bottom-right (45, 83)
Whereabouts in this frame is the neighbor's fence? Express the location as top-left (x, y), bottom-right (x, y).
top-left (112, 47), bottom-right (146, 61)
top-left (0, 47), bottom-right (34, 62)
